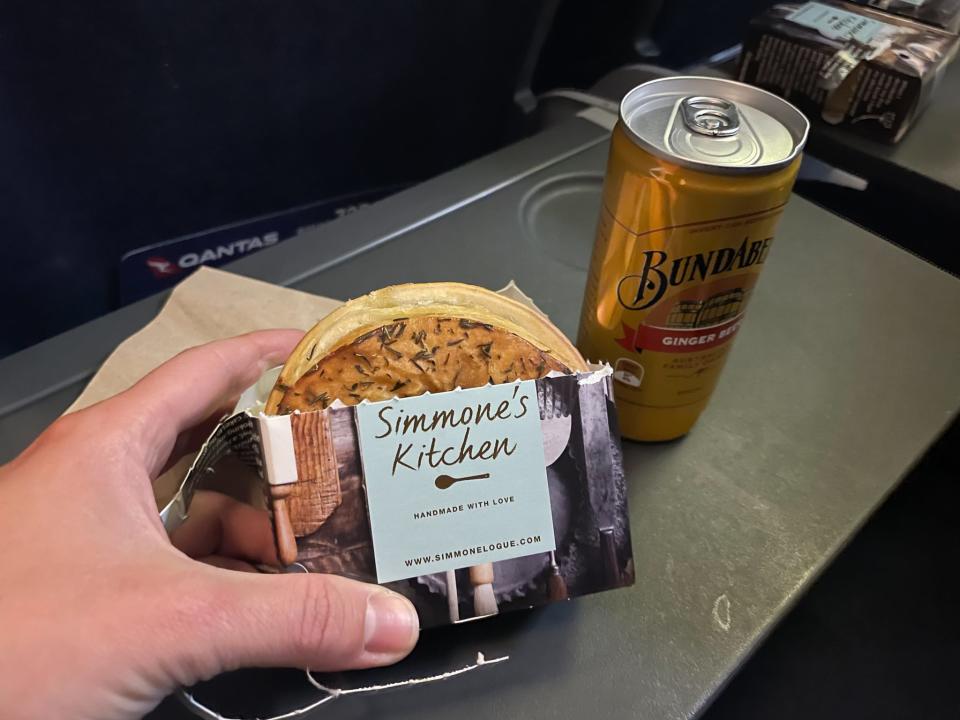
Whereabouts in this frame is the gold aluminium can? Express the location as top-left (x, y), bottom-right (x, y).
top-left (578, 77), bottom-right (809, 441)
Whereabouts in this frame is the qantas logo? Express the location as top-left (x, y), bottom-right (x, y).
top-left (146, 257), bottom-right (180, 278)
top-left (144, 232), bottom-right (280, 279)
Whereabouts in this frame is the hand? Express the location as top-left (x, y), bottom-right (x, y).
top-left (0, 331), bottom-right (420, 720)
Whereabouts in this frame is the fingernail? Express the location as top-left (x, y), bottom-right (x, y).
top-left (364, 590), bottom-right (420, 655)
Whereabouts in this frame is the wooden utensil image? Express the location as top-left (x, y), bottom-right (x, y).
top-left (435, 472), bottom-right (490, 490)
top-left (445, 569), bottom-right (460, 623)
top-left (269, 412), bottom-right (342, 567)
top-left (470, 563), bottom-right (498, 616)
top-left (269, 484), bottom-right (300, 566)
top-left (547, 551), bottom-right (568, 601)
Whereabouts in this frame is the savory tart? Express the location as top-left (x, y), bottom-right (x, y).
top-left (266, 282), bottom-right (587, 414)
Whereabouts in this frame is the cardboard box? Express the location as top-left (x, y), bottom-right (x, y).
top-left (847, 0), bottom-right (960, 33)
top-left (739, 1), bottom-right (959, 142)
top-left (163, 366), bottom-right (635, 628)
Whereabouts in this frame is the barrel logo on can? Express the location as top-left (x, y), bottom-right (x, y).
top-left (608, 206), bottom-right (783, 365)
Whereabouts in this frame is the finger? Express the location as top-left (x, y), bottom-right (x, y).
top-left (170, 491), bottom-right (279, 566)
top-left (105, 330), bottom-right (302, 474)
top-left (180, 570), bottom-right (419, 680)
top-left (197, 555), bottom-right (260, 572)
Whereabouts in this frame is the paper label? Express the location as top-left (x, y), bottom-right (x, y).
top-left (787, 2), bottom-right (891, 42)
top-left (355, 380), bottom-right (556, 583)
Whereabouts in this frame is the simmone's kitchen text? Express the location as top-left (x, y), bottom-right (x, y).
top-left (374, 385), bottom-right (530, 476)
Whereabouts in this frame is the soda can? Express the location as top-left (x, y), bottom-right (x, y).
top-left (577, 77), bottom-right (809, 441)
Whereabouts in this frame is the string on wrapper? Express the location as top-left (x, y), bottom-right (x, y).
top-left (177, 652), bottom-right (509, 720)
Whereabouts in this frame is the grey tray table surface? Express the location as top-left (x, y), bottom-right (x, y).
top-left (2, 113), bottom-right (959, 720)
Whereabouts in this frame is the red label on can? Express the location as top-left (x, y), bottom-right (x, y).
top-left (616, 315), bottom-right (744, 354)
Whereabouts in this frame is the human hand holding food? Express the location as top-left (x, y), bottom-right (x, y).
top-left (0, 330), bottom-right (419, 720)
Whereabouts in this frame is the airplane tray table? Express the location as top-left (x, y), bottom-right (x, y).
top-left (2, 113), bottom-right (960, 720)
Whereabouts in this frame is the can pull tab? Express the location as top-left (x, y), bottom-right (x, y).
top-left (680, 96), bottom-right (740, 137)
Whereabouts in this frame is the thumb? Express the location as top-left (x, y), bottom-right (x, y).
top-left (183, 567), bottom-right (420, 680)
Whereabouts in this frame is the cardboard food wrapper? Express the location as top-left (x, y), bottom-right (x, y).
top-left (847, 0), bottom-right (960, 33)
top-left (739, 1), bottom-right (959, 142)
top-left (77, 267), bottom-right (634, 628)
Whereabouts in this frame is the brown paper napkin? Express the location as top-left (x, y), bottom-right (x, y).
top-left (67, 266), bottom-right (343, 504)
top-left (68, 267), bottom-right (341, 412)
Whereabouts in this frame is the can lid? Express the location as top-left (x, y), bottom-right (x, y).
top-left (620, 76), bottom-right (809, 175)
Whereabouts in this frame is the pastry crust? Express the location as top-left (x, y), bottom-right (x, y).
top-left (275, 316), bottom-right (570, 413)
top-left (266, 282), bottom-right (587, 414)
